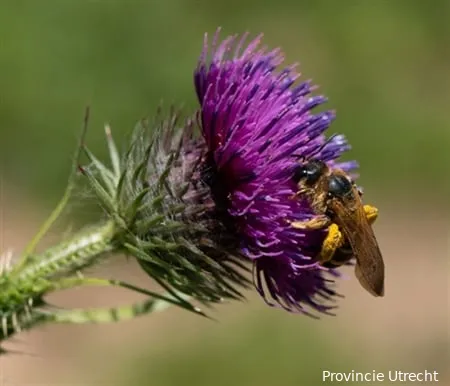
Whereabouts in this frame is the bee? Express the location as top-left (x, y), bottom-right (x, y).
top-left (290, 159), bottom-right (385, 297)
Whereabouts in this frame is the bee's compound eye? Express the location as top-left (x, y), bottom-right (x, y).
top-left (292, 160), bottom-right (325, 185)
top-left (328, 175), bottom-right (353, 197)
top-left (292, 165), bottom-right (307, 183)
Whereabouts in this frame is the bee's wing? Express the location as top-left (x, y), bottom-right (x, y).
top-left (330, 194), bottom-right (385, 297)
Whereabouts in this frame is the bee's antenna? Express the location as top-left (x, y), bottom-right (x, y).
top-left (307, 134), bottom-right (339, 160)
top-left (292, 134), bottom-right (339, 164)
top-left (292, 154), bottom-right (306, 162)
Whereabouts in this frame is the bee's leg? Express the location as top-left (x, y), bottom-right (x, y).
top-left (318, 223), bottom-right (345, 264)
top-left (291, 187), bottom-right (308, 199)
top-left (318, 205), bottom-right (379, 264)
top-left (289, 215), bottom-right (331, 230)
top-left (364, 204), bottom-right (378, 225)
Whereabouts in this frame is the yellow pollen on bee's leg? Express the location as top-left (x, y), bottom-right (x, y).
top-left (364, 204), bottom-right (378, 225)
top-left (318, 223), bottom-right (345, 263)
top-left (318, 205), bottom-right (379, 264)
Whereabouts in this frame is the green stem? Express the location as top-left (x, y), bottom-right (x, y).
top-left (0, 221), bottom-right (118, 349)
top-left (14, 107), bottom-right (91, 273)
top-left (50, 297), bottom-right (172, 324)
top-left (15, 221), bottom-right (117, 282)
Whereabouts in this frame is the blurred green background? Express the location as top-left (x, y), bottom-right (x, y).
top-left (0, 1), bottom-right (448, 385)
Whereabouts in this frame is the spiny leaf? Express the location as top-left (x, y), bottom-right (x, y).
top-left (105, 123), bottom-right (121, 179)
top-left (122, 242), bottom-right (173, 272)
top-left (178, 238), bottom-right (223, 271)
top-left (115, 168), bottom-right (128, 203)
top-left (157, 153), bottom-right (175, 194)
top-left (79, 166), bottom-right (116, 215)
top-left (134, 214), bottom-right (166, 234)
top-left (126, 187), bottom-right (151, 226)
top-left (135, 260), bottom-right (208, 312)
top-left (82, 146), bottom-right (116, 195)
top-left (131, 144), bottom-right (153, 186)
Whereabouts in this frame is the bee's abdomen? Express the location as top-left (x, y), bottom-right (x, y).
top-left (321, 245), bottom-right (354, 268)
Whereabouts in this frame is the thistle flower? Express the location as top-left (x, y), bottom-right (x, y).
top-left (0, 30), bottom-right (365, 351)
top-left (194, 31), bottom-right (358, 315)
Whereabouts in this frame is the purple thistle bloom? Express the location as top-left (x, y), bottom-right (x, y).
top-left (194, 30), bottom-right (359, 316)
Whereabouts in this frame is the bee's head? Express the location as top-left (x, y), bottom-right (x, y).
top-left (292, 159), bottom-right (327, 185)
top-left (327, 173), bottom-right (353, 198)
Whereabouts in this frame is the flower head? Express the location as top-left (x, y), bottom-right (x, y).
top-left (194, 30), bottom-right (358, 315)
top-left (79, 30), bottom-right (360, 317)
top-left (81, 109), bottom-right (252, 309)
